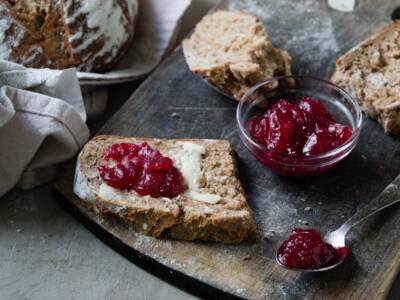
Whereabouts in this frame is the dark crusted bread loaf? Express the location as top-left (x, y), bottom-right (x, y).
top-left (332, 21), bottom-right (400, 134)
top-left (0, 0), bottom-right (138, 72)
top-left (74, 135), bottom-right (257, 244)
top-left (182, 10), bottom-right (292, 101)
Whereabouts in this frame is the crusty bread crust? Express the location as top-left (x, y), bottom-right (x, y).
top-left (332, 21), bottom-right (400, 73)
top-left (332, 21), bottom-right (400, 134)
top-left (182, 10), bottom-right (292, 101)
top-left (74, 135), bottom-right (257, 244)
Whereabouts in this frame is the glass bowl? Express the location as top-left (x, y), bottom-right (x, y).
top-left (236, 76), bottom-right (363, 176)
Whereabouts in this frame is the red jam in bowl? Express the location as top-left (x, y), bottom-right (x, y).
top-left (246, 97), bottom-right (353, 176)
top-left (98, 143), bottom-right (184, 198)
top-left (277, 228), bottom-right (348, 270)
top-left (248, 97), bottom-right (352, 156)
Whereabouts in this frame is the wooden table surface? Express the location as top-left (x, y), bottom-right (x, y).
top-left (2, 0), bottom-right (400, 299)
top-left (56, 0), bottom-right (400, 299)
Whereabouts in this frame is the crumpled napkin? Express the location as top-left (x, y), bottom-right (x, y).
top-left (0, 60), bottom-right (89, 196)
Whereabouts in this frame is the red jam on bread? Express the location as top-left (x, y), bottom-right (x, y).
top-left (248, 97), bottom-right (352, 157)
top-left (98, 143), bottom-right (184, 198)
top-left (277, 228), bottom-right (348, 269)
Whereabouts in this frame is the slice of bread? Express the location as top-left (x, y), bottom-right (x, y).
top-left (332, 21), bottom-right (400, 134)
top-left (74, 135), bottom-right (257, 244)
top-left (182, 10), bottom-right (292, 101)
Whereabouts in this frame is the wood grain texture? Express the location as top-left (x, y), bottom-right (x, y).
top-left (56, 0), bottom-right (400, 299)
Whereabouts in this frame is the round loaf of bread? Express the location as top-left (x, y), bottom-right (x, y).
top-left (0, 0), bottom-right (138, 72)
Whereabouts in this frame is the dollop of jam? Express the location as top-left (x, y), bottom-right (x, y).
top-left (277, 228), bottom-right (348, 269)
top-left (98, 143), bottom-right (184, 198)
top-left (248, 97), bottom-right (352, 156)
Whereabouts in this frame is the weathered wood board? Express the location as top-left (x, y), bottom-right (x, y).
top-left (55, 0), bottom-right (400, 299)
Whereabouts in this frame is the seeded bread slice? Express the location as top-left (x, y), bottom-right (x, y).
top-left (331, 21), bottom-right (400, 134)
top-left (182, 10), bottom-right (292, 101)
top-left (74, 135), bottom-right (257, 244)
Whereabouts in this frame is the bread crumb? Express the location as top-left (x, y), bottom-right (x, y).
top-left (299, 220), bottom-right (309, 225)
top-left (198, 175), bottom-right (206, 188)
top-left (304, 207), bottom-right (312, 212)
top-left (171, 112), bottom-right (179, 119)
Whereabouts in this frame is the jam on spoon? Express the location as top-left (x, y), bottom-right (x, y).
top-left (248, 97), bottom-right (352, 157)
top-left (275, 174), bottom-right (400, 272)
top-left (277, 228), bottom-right (349, 270)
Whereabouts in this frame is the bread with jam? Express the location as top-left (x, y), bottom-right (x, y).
top-left (74, 135), bottom-right (257, 244)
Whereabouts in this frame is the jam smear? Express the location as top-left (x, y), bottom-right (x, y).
top-left (248, 97), bottom-right (352, 156)
top-left (98, 143), bottom-right (184, 198)
top-left (277, 228), bottom-right (348, 269)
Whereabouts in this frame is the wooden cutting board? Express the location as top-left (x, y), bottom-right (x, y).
top-left (55, 0), bottom-right (400, 299)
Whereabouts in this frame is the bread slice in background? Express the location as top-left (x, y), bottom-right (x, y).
top-left (332, 21), bottom-right (400, 134)
top-left (74, 135), bottom-right (257, 244)
top-left (182, 10), bottom-right (292, 101)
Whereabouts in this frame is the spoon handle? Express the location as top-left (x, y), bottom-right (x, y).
top-left (339, 174), bottom-right (400, 234)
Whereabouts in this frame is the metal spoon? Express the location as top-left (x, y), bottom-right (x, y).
top-left (276, 174), bottom-right (400, 272)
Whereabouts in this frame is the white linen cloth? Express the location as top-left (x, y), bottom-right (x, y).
top-left (0, 0), bottom-right (191, 197)
top-left (0, 61), bottom-right (90, 196)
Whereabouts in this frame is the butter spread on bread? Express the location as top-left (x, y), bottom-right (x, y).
top-left (74, 135), bottom-right (257, 244)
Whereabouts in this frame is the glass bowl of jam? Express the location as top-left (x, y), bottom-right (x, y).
top-left (236, 76), bottom-right (363, 176)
